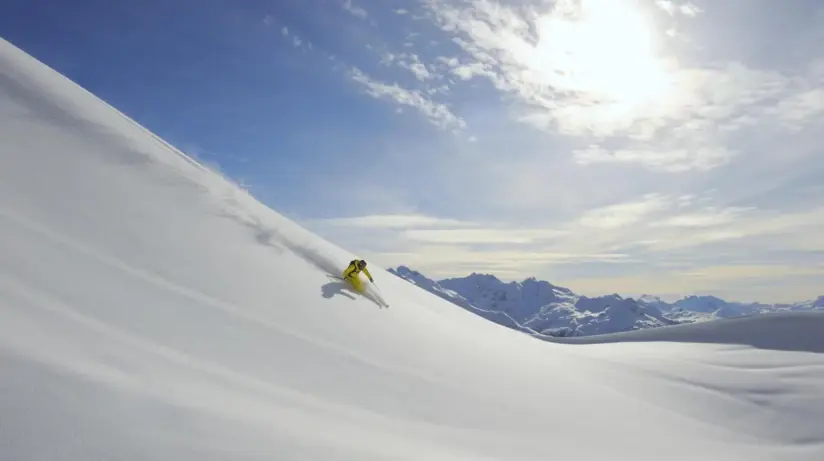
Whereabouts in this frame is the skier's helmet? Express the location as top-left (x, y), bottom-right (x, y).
top-left (358, 260), bottom-right (367, 269)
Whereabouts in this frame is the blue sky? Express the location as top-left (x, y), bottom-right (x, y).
top-left (3, 0), bottom-right (824, 302)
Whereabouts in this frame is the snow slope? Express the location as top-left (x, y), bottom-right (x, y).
top-left (2, 37), bottom-right (824, 461)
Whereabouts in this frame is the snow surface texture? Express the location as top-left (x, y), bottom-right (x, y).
top-left (2, 37), bottom-right (824, 460)
top-left (391, 266), bottom-right (823, 337)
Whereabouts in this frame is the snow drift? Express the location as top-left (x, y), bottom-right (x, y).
top-left (1, 37), bottom-right (824, 461)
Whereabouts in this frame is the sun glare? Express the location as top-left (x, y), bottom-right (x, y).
top-left (531, 0), bottom-right (669, 108)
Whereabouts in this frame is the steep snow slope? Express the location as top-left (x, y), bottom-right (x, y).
top-left (2, 37), bottom-right (824, 461)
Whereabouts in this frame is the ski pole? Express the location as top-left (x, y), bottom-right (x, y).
top-left (371, 280), bottom-right (389, 308)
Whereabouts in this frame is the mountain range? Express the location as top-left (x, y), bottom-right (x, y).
top-left (389, 266), bottom-right (824, 337)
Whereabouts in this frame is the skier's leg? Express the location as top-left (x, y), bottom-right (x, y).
top-left (349, 274), bottom-right (364, 293)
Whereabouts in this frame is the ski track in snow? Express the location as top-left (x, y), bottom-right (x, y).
top-left (2, 37), bottom-right (824, 460)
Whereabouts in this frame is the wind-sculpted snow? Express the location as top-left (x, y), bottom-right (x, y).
top-left (2, 37), bottom-right (824, 461)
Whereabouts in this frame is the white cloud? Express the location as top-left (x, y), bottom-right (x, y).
top-left (655, 1), bottom-right (702, 17)
top-left (771, 88), bottom-right (824, 129)
top-left (452, 61), bottom-right (494, 81)
top-left (384, 53), bottom-right (434, 81)
top-left (578, 194), bottom-right (670, 229)
top-left (573, 145), bottom-right (736, 172)
top-left (631, 205), bottom-right (824, 252)
top-left (652, 207), bottom-right (754, 228)
top-left (402, 228), bottom-right (568, 244)
top-left (678, 264), bottom-right (824, 282)
top-left (342, 0), bottom-right (368, 20)
top-left (561, 195), bottom-right (820, 255)
top-left (315, 197), bottom-right (824, 301)
top-left (655, 0), bottom-right (676, 15)
top-left (280, 26), bottom-right (312, 50)
top-left (424, 0), bottom-right (680, 136)
top-left (419, 0), bottom-right (824, 167)
top-left (374, 246), bottom-right (632, 280)
top-left (319, 214), bottom-right (470, 229)
top-left (348, 68), bottom-right (466, 131)
top-left (436, 56), bottom-right (459, 68)
top-left (557, 263), bottom-right (824, 302)
top-left (679, 3), bottom-right (702, 16)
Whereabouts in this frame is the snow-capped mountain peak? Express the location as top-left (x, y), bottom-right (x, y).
top-left (393, 268), bottom-right (676, 337)
top-left (392, 267), bottom-right (824, 338)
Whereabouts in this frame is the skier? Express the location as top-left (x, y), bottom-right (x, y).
top-left (342, 259), bottom-right (373, 293)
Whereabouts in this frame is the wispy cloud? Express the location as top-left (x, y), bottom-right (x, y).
top-left (578, 194), bottom-right (670, 229)
top-left (283, 0), bottom-right (824, 302)
top-left (557, 263), bottom-right (824, 302)
top-left (311, 192), bottom-right (824, 301)
top-left (381, 52), bottom-right (434, 81)
top-left (402, 228), bottom-right (567, 244)
top-left (679, 264), bottom-right (824, 283)
top-left (572, 144), bottom-right (736, 172)
top-left (319, 214), bottom-right (470, 229)
top-left (651, 207), bottom-right (754, 228)
top-left (420, 0), bottom-right (824, 170)
top-left (342, 0), bottom-right (369, 20)
top-left (280, 26), bottom-right (312, 50)
top-left (347, 67), bottom-right (465, 131)
top-left (655, 1), bottom-right (702, 17)
top-left (374, 246), bottom-right (632, 279)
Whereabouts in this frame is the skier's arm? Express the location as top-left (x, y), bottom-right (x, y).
top-left (342, 264), bottom-right (355, 279)
top-left (363, 267), bottom-right (373, 282)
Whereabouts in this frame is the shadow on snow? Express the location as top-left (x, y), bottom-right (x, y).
top-left (321, 280), bottom-right (357, 301)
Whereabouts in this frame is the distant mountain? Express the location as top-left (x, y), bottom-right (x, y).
top-left (391, 267), bottom-right (676, 337)
top-left (639, 294), bottom-right (824, 319)
top-left (438, 273), bottom-right (573, 322)
top-left (388, 267), bottom-right (538, 335)
top-left (673, 295), bottom-right (729, 313)
top-left (390, 266), bottom-right (824, 337)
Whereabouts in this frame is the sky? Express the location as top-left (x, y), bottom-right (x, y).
top-left (2, 0), bottom-right (824, 303)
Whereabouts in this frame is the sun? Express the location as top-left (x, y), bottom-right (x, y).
top-left (530, 0), bottom-right (669, 108)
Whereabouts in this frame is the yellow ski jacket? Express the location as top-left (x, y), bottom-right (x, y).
top-left (343, 259), bottom-right (373, 282)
